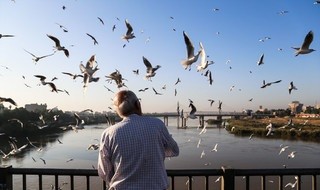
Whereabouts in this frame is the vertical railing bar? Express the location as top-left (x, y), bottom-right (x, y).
top-left (22, 174), bottom-right (27, 190)
top-left (297, 175), bottom-right (301, 190)
top-left (205, 175), bottom-right (209, 190)
top-left (188, 176), bottom-right (192, 190)
top-left (86, 175), bottom-right (90, 190)
top-left (55, 175), bottom-right (58, 190)
top-left (311, 174), bottom-right (316, 190)
top-left (171, 176), bottom-right (175, 190)
top-left (246, 175), bottom-right (250, 190)
top-left (261, 175), bottom-right (265, 190)
top-left (279, 175), bottom-right (283, 190)
top-left (38, 174), bottom-right (42, 190)
top-left (70, 175), bottom-right (74, 190)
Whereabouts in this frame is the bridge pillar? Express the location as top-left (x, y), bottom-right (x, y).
top-left (221, 169), bottom-right (235, 190)
top-left (0, 165), bottom-right (12, 190)
top-left (199, 116), bottom-right (204, 128)
top-left (163, 116), bottom-right (168, 126)
top-left (217, 115), bottom-right (222, 121)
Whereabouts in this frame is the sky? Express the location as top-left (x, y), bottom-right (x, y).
top-left (0, 0), bottom-right (319, 114)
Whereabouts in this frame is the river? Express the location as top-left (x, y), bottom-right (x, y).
top-left (1, 117), bottom-right (319, 189)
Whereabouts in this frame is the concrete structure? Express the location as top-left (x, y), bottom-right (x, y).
top-left (25, 103), bottom-right (47, 113)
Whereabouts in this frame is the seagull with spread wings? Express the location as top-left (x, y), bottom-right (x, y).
top-left (47, 34), bottom-right (69, 57)
top-left (62, 72), bottom-right (83, 80)
top-left (0, 97), bottom-right (17, 106)
top-left (122, 19), bottom-right (135, 42)
top-left (288, 81), bottom-right (297, 94)
top-left (196, 42), bottom-right (214, 72)
top-left (292, 30), bottom-right (315, 56)
top-left (86, 33), bottom-right (98, 45)
top-left (142, 56), bottom-right (161, 81)
top-left (79, 55), bottom-right (100, 90)
top-left (181, 31), bottom-right (201, 70)
top-left (0, 34), bottom-right (14, 39)
top-left (24, 49), bottom-right (54, 64)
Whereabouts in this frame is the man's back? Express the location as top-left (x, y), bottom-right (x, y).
top-left (98, 114), bottom-right (179, 190)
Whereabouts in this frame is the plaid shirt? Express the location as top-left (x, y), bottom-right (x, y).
top-left (98, 114), bottom-right (179, 190)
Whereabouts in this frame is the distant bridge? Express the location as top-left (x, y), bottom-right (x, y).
top-left (144, 112), bottom-right (250, 128)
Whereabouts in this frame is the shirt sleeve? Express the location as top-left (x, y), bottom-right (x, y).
top-left (97, 132), bottom-right (114, 184)
top-left (161, 125), bottom-right (179, 157)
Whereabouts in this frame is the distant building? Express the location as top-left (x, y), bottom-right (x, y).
top-left (25, 103), bottom-right (47, 113)
top-left (288, 101), bottom-right (303, 114)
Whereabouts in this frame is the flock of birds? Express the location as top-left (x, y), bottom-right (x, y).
top-left (0, 2), bottom-right (319, 188)
top-left (1, 2), bottom-right (317, 117)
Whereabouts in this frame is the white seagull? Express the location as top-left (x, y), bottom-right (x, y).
top-left (196, 42), bottom-right (214, 72)
top-left (122, 19), bottom-right (135, 42)
top-left (142, 56), bottom-right (161, 81)
top-left (266, 123), bottom-right (273, 136)
top-left (181, 31), bottom-right (201, 70)
top-left (211, 143), bottom-right (218, 152)
top-left (79, 55), bottom-right (100, 90)
top-left (292, 30), bottom-right (315, 56)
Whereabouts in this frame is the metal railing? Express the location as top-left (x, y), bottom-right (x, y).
top-left (0, 165), bottom-right (319, 190)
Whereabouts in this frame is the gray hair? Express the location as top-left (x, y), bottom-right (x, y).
top-left (113, 90), bottom-right (140, 117)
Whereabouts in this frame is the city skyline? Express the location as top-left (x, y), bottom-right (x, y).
top-left (0, 1), bottom-right (319, 114)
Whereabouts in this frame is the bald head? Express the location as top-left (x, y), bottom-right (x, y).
top-left (113, 90), bottom-right (142, 117)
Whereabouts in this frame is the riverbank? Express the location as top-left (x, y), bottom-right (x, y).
top-left (225, 117), bottom-right (320, 142)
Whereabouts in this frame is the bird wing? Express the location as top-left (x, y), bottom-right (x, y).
top-left (142, 56), bottom-right (152, 72)
top-left (47, 34), bottom-right (60, 47)
top-left (183, 31), bottom-right (195, 58)
top-left (34, 75), bottom-right (47, 81)
top-left (24, 49), bottom-right (37, 58)
top-left (86, 55), bottom-right (96, 69)
top-left (125, 19), bottom-right (133, 35)
top-left (301, 30), bottom-right (313, 49)
top-left (189, 103), bottom-right (197, 115)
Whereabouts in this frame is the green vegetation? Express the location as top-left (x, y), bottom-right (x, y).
top-left (225, 117), bottom-right (320, 142)
top-left (0, 107), bottom-right (113, 137)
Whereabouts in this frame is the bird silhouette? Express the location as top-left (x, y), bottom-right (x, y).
top-left (47, 34), bottom-right (69, 57)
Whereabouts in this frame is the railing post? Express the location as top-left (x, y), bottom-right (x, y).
top-left (0, 165), bottom-right (13, 190)
top-left (221, 169), bottom-right (235, 190)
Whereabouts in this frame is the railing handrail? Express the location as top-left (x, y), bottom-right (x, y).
top-left (1, 166), bottom-right (320, 190)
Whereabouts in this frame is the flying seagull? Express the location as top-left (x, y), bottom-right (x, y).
top-left (0, 34), bottom-right (14, 39)
top-left (152, 87), bottom-right (163, 95)
top-left (188, 101), bottom-right (197, 119)
top-left (79, 55), bottom-right (100, 90)
top-left (196, 42), bottom-right (214, 72)
top-left (292, 30), bottom-right (315, 56)
top-left (260, 80), bottom-right (282, 88)
top-left (288, 81), bottom-right (297, 94)
top-left (97, 17), bottom-right (104, 25)
top-left (24, 49), bottom-right (54, 64)
top-left (47, 34), bottom-right (69, 57)
top-left (86, 33), bottom-right (98, 45)
top-left (62, 72), bottom-right (83, 80)
top-left (142, 56), bottom-right (161, 81)
top-left (0, 97), bottom-right (17, 106)
top-left (257, 53), bottom-right (264, 65)
top-left (122, 19), bottom-right (135, 42)
top-left (55, 23), bottom-right (68, 32)
top-left (105, 69), bottom-right (126, 88)
top-left (181, 31), bottom-right (201, 70)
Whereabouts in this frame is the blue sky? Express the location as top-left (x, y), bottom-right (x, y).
top-left (0, 0), bottom-right (319, 113)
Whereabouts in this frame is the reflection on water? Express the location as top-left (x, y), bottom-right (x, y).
top-left (1, 117), bottom-right (320, 189)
